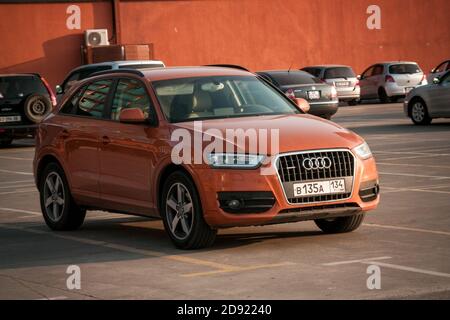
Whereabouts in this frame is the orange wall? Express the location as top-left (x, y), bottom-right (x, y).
top-left (1, 0), bottom-right (449, 87)
top-left (0, 2), bottom-right (113, 86)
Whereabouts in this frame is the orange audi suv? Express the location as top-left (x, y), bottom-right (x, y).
top-left (34, 67), bottom-right (379, 249)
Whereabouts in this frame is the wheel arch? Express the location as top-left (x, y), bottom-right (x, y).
top-left (36, 154), bottom-right (64, 191)
top-left (156, 164), bottom-right (201, 214)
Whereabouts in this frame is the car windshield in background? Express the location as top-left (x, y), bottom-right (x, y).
top-left (119, 64), bottom-right (164, 69)
top-left (389, 64), bottom-right (421, 74)
top-left (266, 72), bottom-right (322, 85)
top-left (324, 67), bottom-right (355, 79)
top-left (0, 76), bottom-right (47, 99)
top-left (152, 75), bottom-right (300, 123)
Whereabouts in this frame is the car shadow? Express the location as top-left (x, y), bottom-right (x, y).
top-left (0, 215), bottom-right (327, 270)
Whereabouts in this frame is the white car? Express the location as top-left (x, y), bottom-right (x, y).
top-left (359, 61), bottom-right (427, 103)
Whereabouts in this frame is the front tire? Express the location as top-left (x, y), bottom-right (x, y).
top-left (410, 99), bottom-right (432, 125)
top-left (161, 171), bottom-right (217, 249)
top-left (39, 163), bottom-right (86, 230)
top-left (315, 214), bottom-right (365, 234)
top-left (347, 99), bottom-right (359, 106)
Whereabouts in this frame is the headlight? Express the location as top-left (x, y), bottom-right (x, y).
top-left (207, 153), bottom-right (265, 169)
top-left (352, 142), bottom-right (372, 160)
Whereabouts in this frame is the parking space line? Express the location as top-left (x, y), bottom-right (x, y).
top-left (0, 207), bottom-right (41, 215)
top-left (360, 261), bottom-right (450, 279)
top-left (0, 180), bottom-right (34, 185)
top-left (181, 262), bottom-right (296, 278)
top-left (35, 296), bottom-right (68, 300)
top-left (0, 184), bottom-right (35, 189)
top-left (322, 256), bottom-right (392, 266)
top-left (375, 151), bottom-right (450, 156)
top-left (0, 169), bottom-right (33, 175)
top-left (381, 154), bottom-right (449, 161)
top-left (379, 172), bottom-right (450, 180)
top-left (377, 162), bottom-right (450, 169)
top-left (363, 223), bottom-right (450, 236)
top-left (379, 187), bottom-right (450, 195)
top-left (0, 156), bottom-right (33, 161)
top-left (0, 188), bottom-right (37, 195)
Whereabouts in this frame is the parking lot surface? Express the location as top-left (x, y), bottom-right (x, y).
top-left (1, 103), bottom-right (450, 300)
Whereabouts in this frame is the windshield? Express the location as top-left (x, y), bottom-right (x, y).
top-left (0, 76), bottom-right (47, 99)
top-left (152, 75), bottom-right (300, 123)
top-left (264, 71), bottom-right (322, 85)
top-left (389, 64), bottom-right (421, 74)
top-left (324, 67), bottom-right (355, 79)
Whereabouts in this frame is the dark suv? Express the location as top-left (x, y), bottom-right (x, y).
top-left (0, 74), bottom-right (55, 146)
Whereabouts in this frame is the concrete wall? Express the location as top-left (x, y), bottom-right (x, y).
top-left (1, 0), bottom-right (449, 87)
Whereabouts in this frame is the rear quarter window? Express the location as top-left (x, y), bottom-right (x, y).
top-left (324, 67), bottom-right (355, 79)
top-left (0, 76), bottom-right (47, 99)
top-left (389, 64), bottom-right (421, 74)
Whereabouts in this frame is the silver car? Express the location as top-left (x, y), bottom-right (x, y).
top-left (359, 61), bottom-right (428, 103)
top-left (404, 70), bottom-right (450, 125)
top-left (56, 60), bottom-right (165, 101)
top-left (427, 59), bottom-right (450, 83)
top-left (301, 65), bottom-right (360, 105)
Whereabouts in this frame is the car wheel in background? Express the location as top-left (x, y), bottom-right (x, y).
top-left (24, 94), bottom-right (52, 123)
top-left (39, 162), bottom-right (86, 230)
top-left (378, 88), bottom-right (389, 104)
top-left (315, 214), bottom-right (365, 233)
top-left (410, 99), bottom-right (432, 125)
top-left (0, 138), bottom-right (13, 147)
top-left (161, 171), bottom-right (217, 249)
top-left (347, 100), bottom-right (359, 106)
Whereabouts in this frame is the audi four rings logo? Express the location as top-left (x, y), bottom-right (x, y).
top-left (302, 157), bottom-right (332, 170)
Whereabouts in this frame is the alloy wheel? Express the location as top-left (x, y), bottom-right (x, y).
top-left (43, 172), bottom-right (65, 222)
top-left (412, 102), bottom-right (425, 122)
top-left (165, 182), bottom-right (194, 240)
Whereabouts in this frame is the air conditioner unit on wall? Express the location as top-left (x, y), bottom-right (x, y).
top-left (84, 29), bottom-right (110, 46)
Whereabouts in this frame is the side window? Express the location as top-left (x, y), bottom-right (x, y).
top-left (441, 73), bottom-right (450, 84)
top-left (372, 65), bottom-right (384, 76)
top-left (75, 79), bottom-right (112, 118)
top-left (63, 72), bottom-right (80, 92)
top-left (60, 85), bottom-right (85, 114)
top-left (110, 78), bottom-right (151, 121)
top-left (362, 66), bottom-right (374, 79)
top-left (435, 62), bottom-right (447, 73)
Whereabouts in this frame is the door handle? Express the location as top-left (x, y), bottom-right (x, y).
top-left (101, 136), bottom-right (111, 145)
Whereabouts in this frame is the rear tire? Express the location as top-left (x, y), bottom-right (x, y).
top-left (321, 114), bottom-right (332, 120)
top-left (161, 171), bottom-right (217, 249)
top-left (347, 100), bottom-right (359, 106)
top-left (410, 99), bottom-right (432, 125)
top-left (378, 88), bottom-right (389, 104)
top-left (39, 162), bottom-right (86, 231)
top-left (315, 214), bottom-right (365, 233)
top-left (24, 94), bottom-right (52, 123)
top-left (0, 138), bottom-right (13, 147)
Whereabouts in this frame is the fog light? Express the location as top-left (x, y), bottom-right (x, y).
top-left (227, 199), bottom-right (241, 209)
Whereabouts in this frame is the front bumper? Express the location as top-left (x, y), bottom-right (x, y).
top-left (191, 153), bottom-right (379, 228)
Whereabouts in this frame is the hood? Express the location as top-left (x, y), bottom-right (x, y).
top-left (171, 114), bottom-right (364, 155)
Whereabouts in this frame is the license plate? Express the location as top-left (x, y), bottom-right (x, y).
top-left (405, 87), bottom-right (414, 93)
top-left (293, 179), bottom-right (346, 197)
top-left (307, 90), bottom-right (320, 100)
top-left (0, 115), bottom-right (21, 123)
top-left (335, 81), bottom-right (350, 87)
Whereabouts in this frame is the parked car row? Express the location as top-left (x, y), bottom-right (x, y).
top-left (1, 59), bottom-right (449, 146)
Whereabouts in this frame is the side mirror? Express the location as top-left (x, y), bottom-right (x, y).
top-left (119, 108), bottom-right (147, 123)
top-left (430, 69), bottom-right (435, 73)
top-left (55, 85), bottom-right (63, 94)
top-left (295, 98), bottom-right (310, 114)
top-left (357, 75), bottom-right (361, 80)
top-left (433, 77), bottom-right (440, 85)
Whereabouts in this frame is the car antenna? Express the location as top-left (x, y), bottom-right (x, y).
top-left (288, 62), bottom-right (293, 73)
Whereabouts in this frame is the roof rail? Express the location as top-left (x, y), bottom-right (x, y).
top-left (205, 64), bottom-right (250, 72)
top-left (89, 68), bottom-right (145, 78)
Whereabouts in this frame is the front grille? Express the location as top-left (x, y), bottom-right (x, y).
top-left (277, 150), bottom-right (355, 204)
